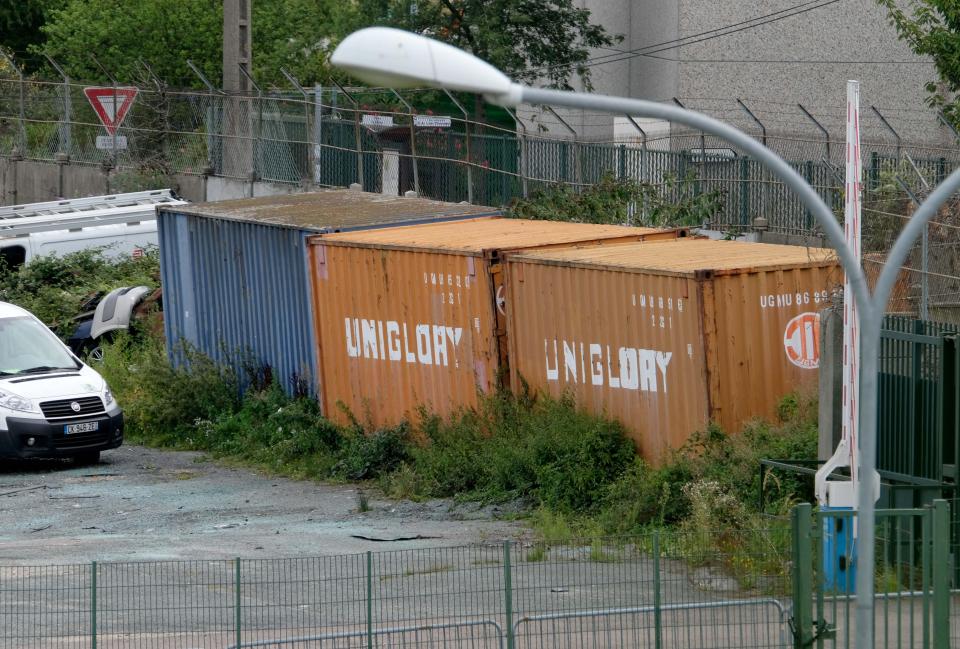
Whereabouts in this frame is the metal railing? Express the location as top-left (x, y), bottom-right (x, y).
top-left (0, 531), bottom-right (795, 649)
top-left (792, 502), bottom-right (954, 649)
top-left (0, 504), bottom-right (957, 648)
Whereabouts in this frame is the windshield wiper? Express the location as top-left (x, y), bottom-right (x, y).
top-left (15, 366), bottom-right (79, 375)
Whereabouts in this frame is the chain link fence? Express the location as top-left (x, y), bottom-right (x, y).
top-left (0, 528), bottom-right (797, 649)
top-left (2, 74), bottom-right (960, 321)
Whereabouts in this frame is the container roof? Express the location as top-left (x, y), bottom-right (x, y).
top-left (159, 189), bottom-right (499, 231)
top-left (314, 218), bottom-right (681, 255)
top-left (507, 239), bottom-right (838, 276)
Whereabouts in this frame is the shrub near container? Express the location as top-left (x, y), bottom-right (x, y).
top-left (307, 219), bottom-right (689, 427)
top-left (501, 239), bottom-right (840, 462)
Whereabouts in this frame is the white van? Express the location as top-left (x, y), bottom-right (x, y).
top-left (0, 302), bottom-right (122, 463)
top-left (0, 189), bottom-right (186, 270)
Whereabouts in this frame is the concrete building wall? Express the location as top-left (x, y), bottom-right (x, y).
top-left (526, 0), bottom-right (946, 149)
top-left (0, 161), bottom-right (297, 207)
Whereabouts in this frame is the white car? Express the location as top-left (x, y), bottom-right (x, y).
top-left (0, 302), bottom-right (122, 463)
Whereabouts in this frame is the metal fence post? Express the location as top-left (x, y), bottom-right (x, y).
top-left (235, 557), bottom-right (242, 649)
top-left (739, 156), bottom-right (749, 227)
top-left (0, 50), bottom-right (27, 155)
top-left (390, 89), bottom-right (421, 196)
top-left (798, 103), bottom-right (831, 162)
top-left (442, 89), bottom-right (473, 203)
top-left (932, 500), bottom-right (950, 649)
top-left (280, 68), bottom-right (314, 187)
top-left (501, 105), bottom-right (527, 198)
top-left (45, 55), bottom-right (72, 156)
top-left (653, 531), bottom-right (662, 649)
top-left (90, 561), bottom-right (97, 649)
top-left (366, 551), bottom-right (373, 649)
top-left (923, 505), bottom-right (933, 649)
top-left (314, 84), bottom-right (323, 184)
top-left (186, 59), bottom-right (222, 175)
top-left (238, 65), bottom-right (262, 188)
top-left (332, 81), bottom-right (364, 188)
top-left (922, 223), bottom-right (930, 320)
top-left (504, 540), bottom-right (515, 649)
top-left (791, 504), bottom-right (813, 649)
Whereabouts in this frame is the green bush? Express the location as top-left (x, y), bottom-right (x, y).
top-left (595, 393), bottom-right (817, 535)
top-left (507, 171), bottom-right (725, 228)
top-left (393, 392), bottom-right (635, 511)
top-left (333, 424), bottom-right (411, 481)
top-left (0, 248), bottom-right (160, 335)
top-left (99, 332), bottom-right (240, 446)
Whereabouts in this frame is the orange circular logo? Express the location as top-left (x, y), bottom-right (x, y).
top-left (784, 312), bottom-right (820, 369)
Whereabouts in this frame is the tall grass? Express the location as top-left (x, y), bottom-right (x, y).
top-left (100, 328), bottom-right (816, 541)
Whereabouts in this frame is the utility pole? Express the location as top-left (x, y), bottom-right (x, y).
top-left (223, 0), bottom-right (253, 180)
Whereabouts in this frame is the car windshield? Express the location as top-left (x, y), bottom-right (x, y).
top-left (0, 316), bottom-right (78, 375)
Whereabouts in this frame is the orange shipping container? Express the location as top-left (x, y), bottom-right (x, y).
top-left (502, 239), bottom-right (842, 462)
top-left (307, 218), bottom-right (689, 426)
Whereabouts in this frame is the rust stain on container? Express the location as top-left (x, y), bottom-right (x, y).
top-left (502, 239), bottom-right (841, 462)
top-left (307, 218), bottom-right (689, 426)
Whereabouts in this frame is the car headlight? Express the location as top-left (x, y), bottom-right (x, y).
top-left (104, 385), bottom-right (115, 406)
top-left (0, 388), bottom-right (38, 413)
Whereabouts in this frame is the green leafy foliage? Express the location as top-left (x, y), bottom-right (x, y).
top-left (100, 333), bottom-right (240, 446)
top-left (597, 393), bottom-right (818, 536)
top-left (31, 0), bottom-right (616, 93)
top-left (402, 392), bottom-right (636, 510)
top-left (507, 172), bottom-right (724, 228)
top-left (333, 424), bottom-right (411, 480)
top-left (34, 0), bottom-right (338, 87)
top-left (337, 0), bottom-right (620, 90)
top-left (0, 1), bottom-right (65, 69)
top-left (877, 1), bottom-right (960, 124)
top-left (0, 248), bottom-right (160, 336)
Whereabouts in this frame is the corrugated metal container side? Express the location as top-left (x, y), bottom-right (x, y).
top-left (159, 212), bottom-right (319, 393)
top-left (502, 239), bottom-right (841, 462)
top-left (308, 219), bottom-right (690, 427)
top-left (158, 190), bottom-right (500, 397)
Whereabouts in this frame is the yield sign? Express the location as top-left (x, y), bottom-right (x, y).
top-left (84, 86), bottom-right (138, 135)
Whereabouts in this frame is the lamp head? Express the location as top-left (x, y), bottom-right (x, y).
top-left (331, 27), bottom-right (522, 105)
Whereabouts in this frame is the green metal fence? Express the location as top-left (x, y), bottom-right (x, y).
top-left (3, 508), bottom-right (957, 648)
top-left (878, 316), bottom-right (960, 485)
top-left (791, 502), bottom-right (954, 649)
top-left (5, 77), bottom-right (959, 238)
top-left (0, 530), bottom-right (795, 649)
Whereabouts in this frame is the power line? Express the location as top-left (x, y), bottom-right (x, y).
top-left (538, 0), bottom-right (841, 75)
top-left (568, 0), bottom-right (834, 70)
top-left (577, 1), bottom-right (848, 72)
top-left (638, 52), bottom-right (929, 64)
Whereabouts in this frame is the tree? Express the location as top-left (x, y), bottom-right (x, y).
top-left (337, 0), bottom-right (621, 90)
top-left (0, 0), bottom-right (66, 72)
top-left (877, 1), bottom-right (960, 123)
top-left (36, 0), bottom-right (223, 86)
top-left (33, 0), bottom-right (337, 87)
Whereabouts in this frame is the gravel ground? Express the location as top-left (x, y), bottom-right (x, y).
top-left (0, 444), bottom-right (529, 565)
top-left (0, 446), bottom-right (797, 648)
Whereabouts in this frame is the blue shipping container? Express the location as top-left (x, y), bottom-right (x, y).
top-left (158, 189), bottom-right (498, 398)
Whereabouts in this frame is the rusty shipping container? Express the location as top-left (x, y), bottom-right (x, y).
top-left (307, 219), bottom-right (690, 426)
top-left (501, 239), bottom-right (841, 462)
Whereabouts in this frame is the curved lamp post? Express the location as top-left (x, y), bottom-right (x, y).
top-left (332, 27), bottom-right (960, 649)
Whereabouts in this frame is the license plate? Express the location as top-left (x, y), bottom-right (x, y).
top-left (64, 421), bottom-right (99, 435)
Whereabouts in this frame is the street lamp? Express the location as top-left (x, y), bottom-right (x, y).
top-left (333, 26), bottom-right (960, 649)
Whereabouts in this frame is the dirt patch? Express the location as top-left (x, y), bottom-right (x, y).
top-left (0, 445), bottom-right (528, 564)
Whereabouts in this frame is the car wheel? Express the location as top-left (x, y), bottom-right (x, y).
top-left (81, 333), bottom-right (112, 363)
top-left (85, 344), bottom-right (104, 363)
